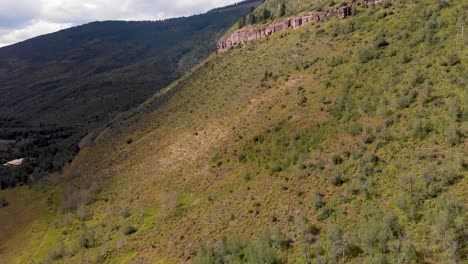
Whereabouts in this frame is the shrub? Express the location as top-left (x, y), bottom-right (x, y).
top-left (332, 92), bottom-right (361, 122)
top-left (368, 154), bottom-right (380, 165)
top-left (160, 191), bottom-right (178, 217)
top-left (239, 168), bottom-right (251, 181)
top-left (345, 244), bottom-right (364, 258)
top-left (299, 96), bottom-right (308, 106)
top-left (194, 234), bottom-right (280, 264)
top-left (408, 70), bottom-right (425, 88)
top-left (296, 189), bottom-right (304, 197)
top-left (331, 19), bottom-right (357, 37)
top-left (244, 237), bottom-right (280, 263)
top-left (61, 183), bottom-right (92, 212)
top-left (438, 167), bottom-right (460, 187)
top-left (431, 201), bottom-right (465, 262)
top-left (397, 95), bottom-right (412, 108)
top-left (313, 192), bottom-right (326, 209)
top-left (331, 154), bottom-right (343, 165)
top-left (124, 225), bottom-right (137, 235)
top-left (79, 227), bottom-right (97, 249)
top-left (347, 122), bottom-right (363, 136)
top-left (330, 172), bottom-right (344, 186)
top-left (410, 118), bottom-right (434, 140)
top-left (412, 24), bottom-right (436, 45)
top-left (374, 36), bottom-right (389, 48)
top-left (49, 242), bottom-right (65, 260)
top-left (327, 57), bottom-right (343, 67)
top-left (238, 153), bottom-right (247, 163)
top-left (399, 52), bottom-right (412, 64)
top-left (399, 173), bottom-right (417, 192)
top-left (446, 53), bottom-right (461, 66)
top-left (268, 163), bottom-right (283, 175)
top-left (121, 209), bottom-right (131, 219)
top-left (361, 132), bottom-right (375, 144)
top-left (447, 97), bottom-right (461, 121)
top-left (316, 207), bottom-right (332, 221)
top-left (356, 48), bottom-right (378, 63)
top-left (360, 159), bottom-right (375, 180)
top-left (253, 135), bottom-right (264, 144)
top-left (193, 243), bottom-right (219, 264)
top-left (418, 83), bottom-right (432, 106)
top-left (304, 223), bottom-right (321, 238)
top-left (445, 124), bottom-right (460, 146)
top-left (395, 193), bottom-right (422, 221)
top-left (327, 225), bottom-right (345, 262)
top-left (270, 228), bottom-right (292, 250)
top-left (358, 213), bottom-right (400, 255)
top-left (0, 197), bottom-right (8, 207)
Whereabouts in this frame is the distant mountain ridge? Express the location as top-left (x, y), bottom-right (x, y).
top-left (210, 0), bottom-right (266, 12)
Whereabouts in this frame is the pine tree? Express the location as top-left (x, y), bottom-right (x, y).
top-left (238, 16), bottom-right (246, 28)
top-left (279, 3), bottom-right (286, 17)
top-left (262, 9), bottom-right (271, 21)
top-left (248, 13), bottom-right (257, 25)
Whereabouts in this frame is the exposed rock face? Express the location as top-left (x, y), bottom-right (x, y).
top-left (217, 0), bottom-right (391, 52)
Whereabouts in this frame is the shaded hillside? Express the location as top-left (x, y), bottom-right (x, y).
top-left (0, 1), bottom-right (262, 188)
top-left (0, 0), bottom-right (466, 263)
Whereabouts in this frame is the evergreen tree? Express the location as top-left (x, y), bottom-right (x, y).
top-left (248, 13), bottom-right (257, 24)
top-left (238, 16), bottom-right (246, 28)
top-left (262, 9), bottom-right (271, 21)
top-left (279, 3), bottom-right (286, 17)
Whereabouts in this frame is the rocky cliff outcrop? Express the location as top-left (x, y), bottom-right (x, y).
top-left (217, 0), bottom-right (389, 52)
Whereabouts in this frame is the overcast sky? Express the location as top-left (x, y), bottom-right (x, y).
top-left (0, 0), bottom-right (241, 47)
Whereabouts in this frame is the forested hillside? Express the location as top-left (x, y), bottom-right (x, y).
top-left (0, 1), bottom-right (261, 188)
top-left (0, 0), bottom-right (466, 263)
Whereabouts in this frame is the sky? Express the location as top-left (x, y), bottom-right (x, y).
top-left (0, 0), bottom-right (241, 47)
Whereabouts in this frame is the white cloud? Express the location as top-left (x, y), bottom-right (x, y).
top-left (0, 20), bottom-right (71, 47)
top-left (0, 0), bottom-right (37, 27)
top-left (0, 0), bottom-right (241, 47)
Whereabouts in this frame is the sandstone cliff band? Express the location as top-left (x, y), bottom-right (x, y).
top-left (217, 0), bottom-right (389, 52)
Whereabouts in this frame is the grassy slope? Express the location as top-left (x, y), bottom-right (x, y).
top-left (0, 186), bottom-right (60, 263)
top-left (1, 0), bottom-right (466, 263)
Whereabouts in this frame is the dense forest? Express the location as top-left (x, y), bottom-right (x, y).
top-left (0, 117), bottom-right (80, 188)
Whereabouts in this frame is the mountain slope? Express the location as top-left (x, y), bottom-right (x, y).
top-left (1, 0), bottom-right (466, 263)
top-left (0, 1), bottom-right (262, 188)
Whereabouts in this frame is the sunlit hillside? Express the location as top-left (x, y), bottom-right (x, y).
top-left (0, 0), bottom-right (466, 263)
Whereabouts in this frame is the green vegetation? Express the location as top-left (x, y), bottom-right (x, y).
top-left (194, 232), bottom-right (283, 264)
top-left (0, 1), bottom-right (260, 189)
top-left (0, 197), bottom-right (7, 207)
top-left (0, 119), bottom-right (80, 189)
top-left (1, 0), bottom-right (466, 263)
top-left (123, 226), bottom-right (137, 236)
top-left (234, 0), bottom-right (357, 29)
